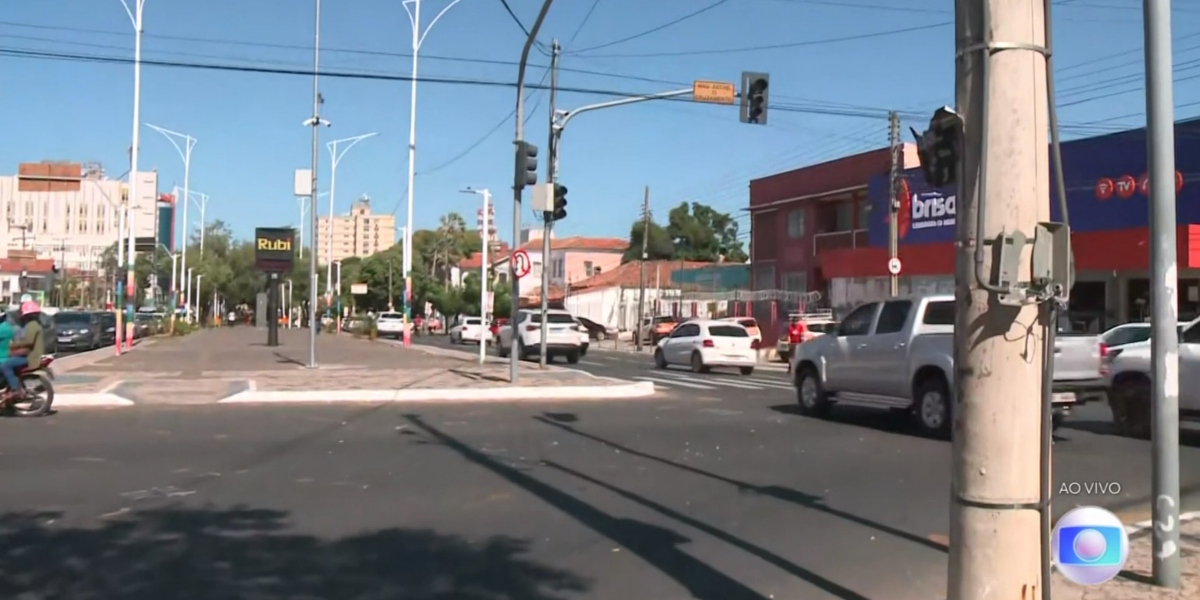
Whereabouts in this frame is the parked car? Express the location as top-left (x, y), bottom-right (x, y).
top-left (641, 315), bottom-right (679, 345)
top-left (495, 309), bottom-right (583, 363)
top-left (791, 295), bottom-right (1108, 437)
top-left (1103, 317), bottom-right (1200, 438)
top-left (653, 319), bottom-right (757, 375)
top-left (449, 317), bottom-right (490, 344)
top-left (95, 311), bottom-right (118, 346)
top-left (376, 312), bottom-right (407, 339)
top-left (133, 313), bottom-right (161, 338)
top-left (573, 318), bottom-right (590, 356)
top-left (52, 311), bottom-right (102, 352)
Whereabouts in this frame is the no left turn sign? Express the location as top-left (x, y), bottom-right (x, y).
top-left (887, 257), bottom-right (902, 276)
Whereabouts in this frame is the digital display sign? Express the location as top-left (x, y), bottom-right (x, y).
top-left (254, 227), bottom-right (295, 272)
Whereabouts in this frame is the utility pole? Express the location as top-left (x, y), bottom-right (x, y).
top-left (1144, 0), bottom-right (1181, 586)
top-left (538, 38), bottom-right (560, 369)
top-left (948, 0), bottom-right (1048, 598)
top-left (888, 111), bottom-right (900, 297)
top-left (636, 186), bottom-right (650, 352)
top-left (306, 0), bottom-right (323, 368)
top-left (510, 0), bottom-right (556, 385)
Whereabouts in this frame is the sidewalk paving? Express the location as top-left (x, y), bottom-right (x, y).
top-left (1053, 518), bottom-right (1200, 599)
top-left (52, 326), bottom-right (652, 406)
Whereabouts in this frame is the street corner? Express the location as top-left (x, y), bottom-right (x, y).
top-left (50, 372), bottom-right (135, 408)
top-left (1051, 512), bottom-right (1200, 599)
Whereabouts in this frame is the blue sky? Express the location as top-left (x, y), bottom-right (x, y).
top-left (3, 0), bottom-right (1199, 249)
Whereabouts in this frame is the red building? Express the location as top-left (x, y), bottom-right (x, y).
top-left (747, 145), bottom-right (919, 297)
top-left (748, 118), bottom-right (1200, 332)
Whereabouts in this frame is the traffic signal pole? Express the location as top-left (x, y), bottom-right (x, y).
top-left (539, 40), bottom-right (560, 369)
top-left (949, 0), bottom-right (1049, 598)
top-left (509, 0), bottom-right (555, 385)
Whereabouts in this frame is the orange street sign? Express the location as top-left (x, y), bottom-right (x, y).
top-left (692, 80), bottom-right (736, 105)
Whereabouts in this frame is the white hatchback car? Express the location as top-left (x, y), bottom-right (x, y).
top-left (375, 312), bottom-right (407, 339)
top-left (449, 316), bottom-right (490, 344)
top-left (654, 319), bottom-right (757, 375)
top-left (496, 309), bottom-right (583, 363)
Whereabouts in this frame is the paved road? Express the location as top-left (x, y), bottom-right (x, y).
top-left (412, 335), bottom-right (1200, 514)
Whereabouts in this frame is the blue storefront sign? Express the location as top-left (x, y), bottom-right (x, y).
top-left (867, 117), bottom-right (1200, 247)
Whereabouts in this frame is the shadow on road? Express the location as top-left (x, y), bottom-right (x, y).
top-left (403, 414), bottom-right (775, 600)
top-left (1061, 419), bottom-right (1200, 447)
top-left (540, 460), bottom-right (870, 600)
top-left (768, 404), bottom-right (941, 441)
top-left (0, 506), bottom-right (587, 599)
top-left (534, 414), bottom-right (947, 554)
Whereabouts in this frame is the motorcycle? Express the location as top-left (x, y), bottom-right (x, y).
top-left (0, 355), bottom-right (55, 417)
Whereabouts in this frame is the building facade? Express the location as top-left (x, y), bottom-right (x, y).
top-left (816, 117), bottom-right (1200, 330)
top-left (315, 196), bottom-right (396, 265)
top-left (157, 193), bottom-right (176, 252)
top-left (0, 161), bottom-right (158, 274)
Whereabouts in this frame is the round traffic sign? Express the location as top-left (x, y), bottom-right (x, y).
top-left (511, 249), bottom-right (532, 279)
top-left (887, 257), bottom-right (902, 276)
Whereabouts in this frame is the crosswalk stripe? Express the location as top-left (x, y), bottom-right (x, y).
top-left (633, 376), bottom-right (716, 390)
top-left (651, 372), bottom-right (793, 391)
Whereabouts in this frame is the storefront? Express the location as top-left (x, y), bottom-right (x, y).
top-left (819, 117), bottom-right (1200, 330)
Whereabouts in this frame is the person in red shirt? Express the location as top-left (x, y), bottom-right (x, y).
top-left (785, 316), bottom-right (807, 373)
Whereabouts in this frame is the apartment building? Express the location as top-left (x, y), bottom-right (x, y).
top-left (0, 161), bottom-right (159, 274)
top-left (315, 196), bottom-right (396, 265)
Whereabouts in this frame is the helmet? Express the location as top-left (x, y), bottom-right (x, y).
top-left (19, 300), bottom-right (40, 317)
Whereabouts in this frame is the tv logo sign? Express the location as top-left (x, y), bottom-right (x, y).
top-left (1052, 506), bottom-right (1129, 585)
top-left (910, 192), bottom-right (956, 231)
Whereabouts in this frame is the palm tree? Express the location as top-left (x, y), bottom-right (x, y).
top-left (430, 212), bottom-right (467, 286)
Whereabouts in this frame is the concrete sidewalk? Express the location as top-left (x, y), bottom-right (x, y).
top-left (52, 326), bottom-right (653, 406)
top-left (1053, 515), bottom-right (1200, 599)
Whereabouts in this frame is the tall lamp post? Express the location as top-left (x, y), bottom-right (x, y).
top-left (325, 133), bottom-right (378, 295)
top-left (401, 0), bottom-right (463, 348)
top-left (118, 0), bottom-right (147, 353)
top-left (146, 124), bottom-right (196, 303)
top-left (460, 188), bottom-right (491, 366)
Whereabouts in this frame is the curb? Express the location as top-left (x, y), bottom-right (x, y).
top-left (216, 381), bottom-right (657, 404)
top-left (54, 393), bottom-right (135, 407)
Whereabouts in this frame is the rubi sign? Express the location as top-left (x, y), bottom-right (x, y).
top-left (910, 191), bottom-right (956, 231)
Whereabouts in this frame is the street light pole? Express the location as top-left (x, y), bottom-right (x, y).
top-left (325, 133), bottom-right (378, 293)
top-left (119, 0), bottom-right (147, 353)
top-left (186, 191), bottom-right (210, 255)
top-left (145, 122), bottom-right (196, 308)
top-left (461, 188), bottom-right (491, 366)
top-left (306, 0), bottom-right (323, 368)
top-left (401, 0), bottom-right (463, 349)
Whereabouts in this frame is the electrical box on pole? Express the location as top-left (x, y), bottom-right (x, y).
top-left (739, 72), bottom-right (769, 124)
top-left (530, 182), bottom-right (554, 212)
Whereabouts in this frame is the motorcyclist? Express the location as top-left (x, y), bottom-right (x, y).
top-left (2, 301), bottom-right (44, 401)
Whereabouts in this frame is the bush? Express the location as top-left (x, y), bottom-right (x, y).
top-left (172, 321), bottom-right (199, 336)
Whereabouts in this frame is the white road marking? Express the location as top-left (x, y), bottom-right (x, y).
top-left (633, 376), bottom-right (716, 390)
top-left (579, 360), bottom-right (605, 367)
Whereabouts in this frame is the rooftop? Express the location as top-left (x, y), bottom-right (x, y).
top-left (516, 236), bottom-right (628, 253)
top-left (569, 260), bottom-right (715, 292)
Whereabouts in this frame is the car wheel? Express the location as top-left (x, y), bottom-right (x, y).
top-left (1052, 411), bottom-right (1066, 432)
top-left (739, 366), bottom-right (754, 376)
top-left (690, 351), bottom-right (709, 374)
top-left (497, 338), bottom-right (510, 359)
top-left (654, 349), bottom-right (667, 369)
top-left (914, 376), bottom-right (952, 439)
top-left (1110, 377), bottom-right (1151, 439)
top-left (795, 367), bottom-right (831, 417)
top-left (566, 351), bottom-right (580, 364)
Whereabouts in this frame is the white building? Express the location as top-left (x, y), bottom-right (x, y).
top-left (315, 196), bottom-right (396, 265)
top-left (0, 162), bottom-right (158, 273)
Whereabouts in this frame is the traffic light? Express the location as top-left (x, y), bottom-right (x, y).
top-left (514, 140), bottom-right (538, 190)
top-left (550, 184), bottom-right (568, 221)
top-left (740, 72), bottom-right (769, 125)
top-left (911, 106), bottom-right (964, 187)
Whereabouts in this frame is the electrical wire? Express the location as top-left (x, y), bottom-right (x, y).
top-left (565, 0), bottom-right (732, 55)
top-left (567, 0), bottom-right (603, 45)
top-left (573, 20), bottom-right (950, 58)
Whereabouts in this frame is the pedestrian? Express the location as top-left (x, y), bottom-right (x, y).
top-left (785, 315), bottom-right (807, 374)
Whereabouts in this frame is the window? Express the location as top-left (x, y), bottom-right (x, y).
top-left (528, 312), bottom-right (576, 324)
top-left (672, 323), bottom-right (701, 338)
top-left (754, 264), bottom-right (776, 291)
top-left (922, 301), bottom-right (956, 325)
top-left (787, 208), bottom-right (805, 238)
top-left (781, 272), bottom-right (807, 292)
top-left (875, 301), bottom-right (912, 334)
top-left (584, 261), bottom-right (594, 277)
top-left (708, 325), bottom-right (748, 337)
top-left (856, 198), bottom-right (871, 229)
top-left (837, 303), bottom-right (878, 336)
top-left (835, 202), bottom-right (853, 231)
top-left (1103, 326), bottom-right (1150, 347)
top-left (1182, 324), bottom-right (1200, 344)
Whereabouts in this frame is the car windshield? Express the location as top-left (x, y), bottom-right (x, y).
top-left (528, 313), bottom-right (576, 324)
top-left (54, 313), bottom-right (91, 324)
top-left (134, 314), bottom-right (154, 321)
top-left (736, 319), bottom-right (757, 329)
top-left (377, 312), bottom-right (403, 320)
top-left (709, 325), bottom-right (748, 337)
top-left (463, 318), bottom-right (481, 325)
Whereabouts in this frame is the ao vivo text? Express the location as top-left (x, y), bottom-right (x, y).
top-left (1058, 481), bottom-right (1122, 495)
top-left (911, 193), bottom-right (957, 230)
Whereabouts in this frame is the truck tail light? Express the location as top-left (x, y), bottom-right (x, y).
top-left (525, 325), bottom-right (538, 332)
top-left (702, 339), bottom-right (714, 348)
top-left (1098, 343), bottom-right (1110, 376)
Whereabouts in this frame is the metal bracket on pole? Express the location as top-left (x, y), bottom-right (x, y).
top-left (987, 222), bottom-right (1072, 306)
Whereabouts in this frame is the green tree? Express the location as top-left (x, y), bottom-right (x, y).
top-left (622, 220), bottom-right (675, 263)
top-left (666, 202), bottom-right (748, 262)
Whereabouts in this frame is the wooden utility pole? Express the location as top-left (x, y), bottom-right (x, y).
top-left (949, 0), bottom-right (1049, 598)
top-left (635, 186), bottom-right (650, 352)
top-left (887, 111), bottom-right (900, 297)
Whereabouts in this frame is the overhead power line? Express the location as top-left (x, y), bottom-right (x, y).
top-left (566, 0), bottom-right (732, 54)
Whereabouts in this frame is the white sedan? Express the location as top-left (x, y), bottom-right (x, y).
top-left (653, 318), bottom-right (757, 375)
top-left (449, 317), bottom-right (491, 344)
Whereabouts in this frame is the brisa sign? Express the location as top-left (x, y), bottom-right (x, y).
top-left (255, 227), bottom-right (295, 272)
top-left (910, 191), bottom-right (956, 231)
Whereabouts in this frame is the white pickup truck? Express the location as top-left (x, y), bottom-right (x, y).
top-left (1104, 318), bottom-right (1200, 438)
top-left (791, 295), bottom-right (1107, 437)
